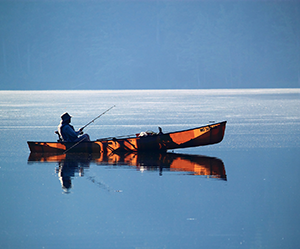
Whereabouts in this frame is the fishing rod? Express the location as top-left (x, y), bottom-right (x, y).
top-left (81, 105), bottom-right (116, 131)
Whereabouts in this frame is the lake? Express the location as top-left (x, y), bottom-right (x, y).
top-left (0, 89), bottom-right (299, 249)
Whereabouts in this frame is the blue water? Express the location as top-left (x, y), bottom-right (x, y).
top-left (0, 89), bottom-right (299, 249)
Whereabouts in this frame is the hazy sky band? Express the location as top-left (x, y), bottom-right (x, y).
top-left (0, 1), bottom-right (299, 90)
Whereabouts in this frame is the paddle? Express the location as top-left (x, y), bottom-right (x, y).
top-left (63, 105), bottom-right (116, 154)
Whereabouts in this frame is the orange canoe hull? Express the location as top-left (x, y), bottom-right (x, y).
top-left (27, 121), bottom-right (226, 153)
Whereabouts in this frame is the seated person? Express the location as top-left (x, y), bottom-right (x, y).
top-left (58, 112), bottom-right (90, 142)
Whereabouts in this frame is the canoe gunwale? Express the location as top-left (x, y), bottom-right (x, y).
top-left (96, 121), bottom-right (227, 141)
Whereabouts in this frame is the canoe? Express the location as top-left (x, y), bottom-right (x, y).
top-left (27, 121), bottom-right (226, 154)
top-left (28, 151), bottom-right (226, 179)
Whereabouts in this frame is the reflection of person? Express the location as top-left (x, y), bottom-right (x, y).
top-left (57, 154), bottom-right (90, 193)
top-left (58, 112), bottom-right (90, 142)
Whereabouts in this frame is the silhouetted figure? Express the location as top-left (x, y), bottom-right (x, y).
top-left (58, 112), bottom-right (90, 142)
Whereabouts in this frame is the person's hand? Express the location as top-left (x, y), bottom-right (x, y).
top-left (79, 127), bottom-right (84, 134)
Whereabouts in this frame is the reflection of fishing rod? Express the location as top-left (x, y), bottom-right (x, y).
top-left (81, 105), bottom-right (116, 130)
top-left (86, 175), bottom-right (122, 193)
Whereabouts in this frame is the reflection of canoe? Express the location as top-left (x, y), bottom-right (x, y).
top-left (27, 121), bottom-right (226, 153)
top-left (28, 152), bottom-right (226, 179)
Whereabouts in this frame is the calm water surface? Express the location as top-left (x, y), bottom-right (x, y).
top-left (0, 89), bottom-right (299, 249)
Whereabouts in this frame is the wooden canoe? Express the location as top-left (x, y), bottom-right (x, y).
top-left (28, 151), bottom-right (226, 179)
top-left (27, 121), bottom-right (226, 154)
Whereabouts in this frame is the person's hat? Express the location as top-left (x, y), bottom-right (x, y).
top-left (61, 112), bottom-right (72, 121)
